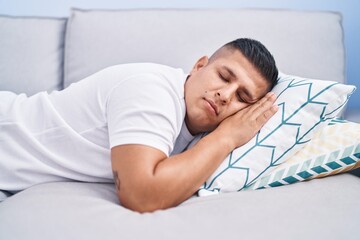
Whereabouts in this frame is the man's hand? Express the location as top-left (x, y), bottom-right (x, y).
top-left (215, 92), bottom-right (278, 149)
top-left (111, 92), bottom-right (278, 213)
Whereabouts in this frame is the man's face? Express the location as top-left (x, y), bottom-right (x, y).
top-left (184, 48), bottom-right (270, 135)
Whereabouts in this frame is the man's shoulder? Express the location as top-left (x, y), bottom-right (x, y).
top-left (106, 62), bottom-right (187, 92)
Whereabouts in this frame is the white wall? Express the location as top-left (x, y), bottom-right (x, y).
top-left (0, 0), bottom-right (359, 112)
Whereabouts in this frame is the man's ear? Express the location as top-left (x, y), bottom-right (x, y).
top-left (190, 56), bottom-right (209, 74)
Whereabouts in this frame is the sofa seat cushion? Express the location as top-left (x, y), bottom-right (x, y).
top-left (0, 174), bottom-right (359, 240)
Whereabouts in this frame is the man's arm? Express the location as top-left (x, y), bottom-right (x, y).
top-left (111, 92), bottom-right (278, 213)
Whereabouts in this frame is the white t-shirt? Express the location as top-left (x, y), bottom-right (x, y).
top-left (0, 63), bottom-right (196, 192)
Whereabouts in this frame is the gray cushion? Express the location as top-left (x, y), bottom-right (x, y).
top-left (64, 9), bottom-right (345, 88)
top-left (0, 174), bottom-right (359, 240)
top-left (0, 15), bottom-right (66, 95)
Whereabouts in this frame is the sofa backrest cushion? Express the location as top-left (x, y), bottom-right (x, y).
top-left (0, 15), bottom-right (66, 95)
top-left (64, 8), bottom-right (345, 88)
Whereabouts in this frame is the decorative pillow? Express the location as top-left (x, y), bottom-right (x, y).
top-left (198, 73), bottom-right (356, 197)
top-left (244, 119), bottom-right (360, 190)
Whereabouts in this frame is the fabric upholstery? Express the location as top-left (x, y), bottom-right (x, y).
top-left (0, 174), bottom-right (359, 240)
top-left (0, 15), bottom-right (66, 95)
top-left (64, 9), bottom-right (345, 87)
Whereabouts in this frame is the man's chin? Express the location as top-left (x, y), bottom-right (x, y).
top-left (199, 124), bottom-right (218, 134)
top-left (185, 116), bottom-right (218, 135)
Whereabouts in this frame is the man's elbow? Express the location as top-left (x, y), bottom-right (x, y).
top-left (117, 188), bottom-right (169, 213)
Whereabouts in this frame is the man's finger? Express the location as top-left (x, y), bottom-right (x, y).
top-left (256, 105), bottom-right (278, 126)
top-left (250, 92), bottom-right (277, 116)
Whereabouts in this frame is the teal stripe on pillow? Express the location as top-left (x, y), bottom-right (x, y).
top-left (283, 176), bottom-right (299, 184)
top-left (269, 181), bottom-right (283, 187)
top-left (298, 171), bottom-right (313, 179)
top-left (341, 157), bottom-right (357, 165)
top-left (326, 162), bottom-right (342, 170)
top-left (312, 166), bottom-right (328, 174)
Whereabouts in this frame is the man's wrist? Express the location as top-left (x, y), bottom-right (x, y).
top-left (206, 128), bottom-right (236, 153)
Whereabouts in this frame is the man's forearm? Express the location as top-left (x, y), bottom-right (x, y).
top-left (145, 129), bottom-right (234, 211)
top-left (112, 128), bottom-right (234, 213)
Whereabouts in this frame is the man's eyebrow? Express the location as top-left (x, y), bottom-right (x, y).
top-left (222, 66), bottom-right (237, 79)
top-left (222, 66), bottom-right (256, 101)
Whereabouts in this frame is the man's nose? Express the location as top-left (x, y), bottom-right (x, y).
top-left (217, 85), bottom-right (236, 105)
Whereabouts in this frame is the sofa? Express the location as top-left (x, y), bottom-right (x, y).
top-left (1, 8), bottom-right (359, 240)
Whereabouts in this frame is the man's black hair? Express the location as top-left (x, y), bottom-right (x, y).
top-left (224, 38), bottom-right (278, 90)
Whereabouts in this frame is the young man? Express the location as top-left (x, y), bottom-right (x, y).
top-left (0, 38), bottom-right (278, 212)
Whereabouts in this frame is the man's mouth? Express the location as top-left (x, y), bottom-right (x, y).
top-left (204, 98), bottom-right (219, 116)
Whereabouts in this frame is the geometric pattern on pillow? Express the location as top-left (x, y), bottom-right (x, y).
top-left (198, 73), bottom-right (356, 197)
top-left (244, 119), bottom-right (360, 190)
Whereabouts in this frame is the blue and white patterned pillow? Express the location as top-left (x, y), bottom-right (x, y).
top-left (198, 73), bottom-right (356, 196)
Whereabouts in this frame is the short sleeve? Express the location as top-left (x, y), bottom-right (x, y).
top-left (106, 73), bottom-right (184, 157)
